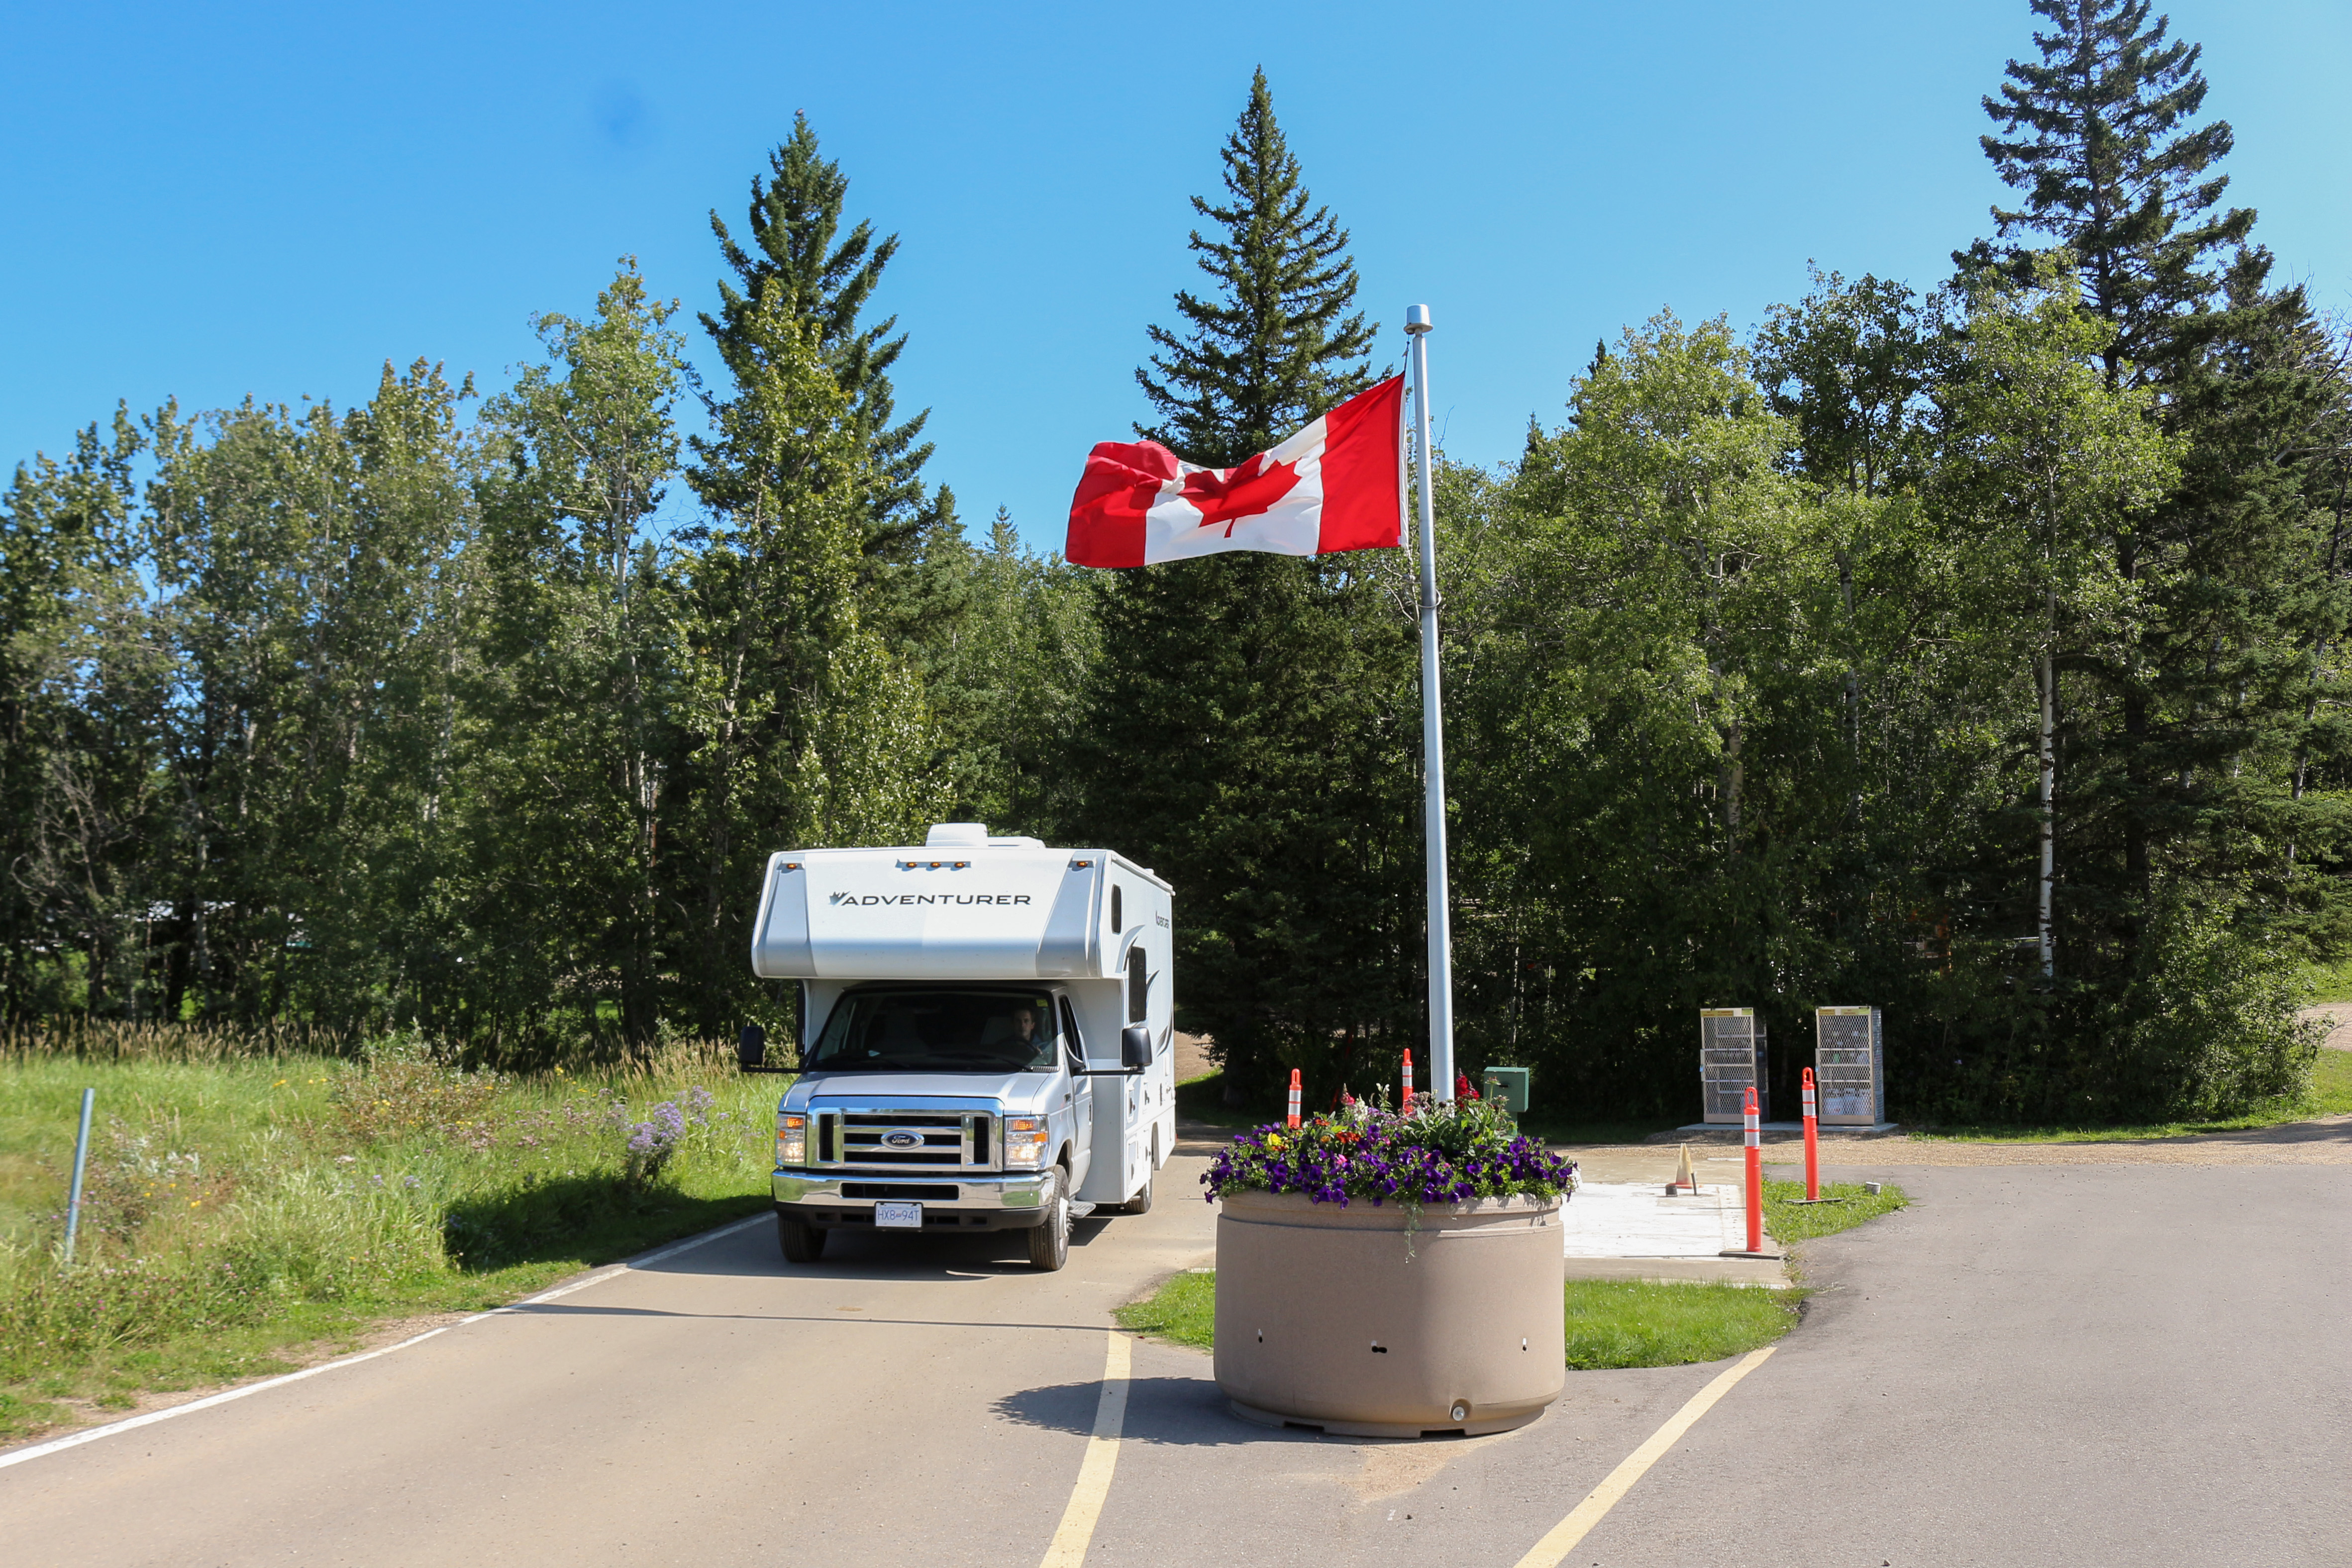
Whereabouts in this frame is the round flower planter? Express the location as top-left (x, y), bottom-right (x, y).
top-left (1213, 1187), bottom-right (1566, 1438)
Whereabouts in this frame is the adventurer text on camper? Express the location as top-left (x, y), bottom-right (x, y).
top-left (827, 892), bottom-right (1035, 906)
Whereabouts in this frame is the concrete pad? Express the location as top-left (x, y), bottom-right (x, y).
top-left (1563, 1182), bottom-right (1762, 1258)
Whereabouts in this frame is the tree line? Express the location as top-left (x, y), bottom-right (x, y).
top-left (6, 1), bottom-right (2349, 1122)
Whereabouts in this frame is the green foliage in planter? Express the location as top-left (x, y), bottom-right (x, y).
top-left (1201, 1095), bottom-right (1576, 1206)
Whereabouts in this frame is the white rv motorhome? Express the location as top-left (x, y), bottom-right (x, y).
top-left (744, 823), bottom-right (1176, 1271)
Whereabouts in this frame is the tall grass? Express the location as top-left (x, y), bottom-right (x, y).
top-left (0, 1016), bottom-right (362, 1065)
top-left (0, 1026), bottom-right (786, 1438)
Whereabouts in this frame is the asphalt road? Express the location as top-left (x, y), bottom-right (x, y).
top-left (4, 1147), bottom-right (2347, 1567)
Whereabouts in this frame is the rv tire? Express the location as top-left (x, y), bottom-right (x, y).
top-left (1026, 1170), bottom-right (1070, 1271)
top-left (1115, 1170), bottom-right (1153, 1215)
top-left (777, 1210), bottom-right (826, 1265)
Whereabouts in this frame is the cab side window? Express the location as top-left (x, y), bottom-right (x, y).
top-left (1126, 947), bottom-right (1148, 1024)
top-left (1060, 996), bottom-right (1086, 1064)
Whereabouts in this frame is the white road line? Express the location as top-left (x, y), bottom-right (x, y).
top-left (0, 1210), bottom-right (770, 1473)
top-left (1510, 1346), bottom-right (1776, 1568)
top-left (1038, 1330), bottom-right (1133, 1568)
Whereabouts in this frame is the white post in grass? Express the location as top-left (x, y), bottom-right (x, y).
top-left (1405, 304), bottom-right (1455, 1104)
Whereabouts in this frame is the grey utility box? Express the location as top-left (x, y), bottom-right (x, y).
top-left (1700, 1008), bottom-right (1769, 1124)
top-left (1814, 1006), bottom-right (1885, 1125)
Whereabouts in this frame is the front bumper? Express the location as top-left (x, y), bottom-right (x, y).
top-left (771, 1168), bottom-right (1056, 1231)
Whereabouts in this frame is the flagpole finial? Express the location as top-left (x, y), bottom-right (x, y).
top-left (1405, 303), bottom-right (1433, 335)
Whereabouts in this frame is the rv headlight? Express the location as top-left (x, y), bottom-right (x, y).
top-left (1003, 1115), bottom-right (1048, 1169)
top-left (777, 1113), bottom-right (807, 1168)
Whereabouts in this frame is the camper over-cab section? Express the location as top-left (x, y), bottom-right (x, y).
top-left (751, 822), bottom-right (1167, 984)
top-left (747, 824), bottom-right (1176, 1272)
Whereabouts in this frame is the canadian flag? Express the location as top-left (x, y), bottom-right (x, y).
top-left (1064, 376), bottom-right (1404, 568)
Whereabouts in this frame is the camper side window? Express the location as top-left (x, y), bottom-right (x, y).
top-left (1125, 947), bottom-right (1147, 1024)
top-left (1111, 884), bottom-right (1123, 934)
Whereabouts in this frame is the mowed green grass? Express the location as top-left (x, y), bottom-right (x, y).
top-left (1116, 1269), bottom-right (1801, 1370)
top-left (1115, 1268), bottom-right (1216, 1348)
top-left (0, 1045), bottom-right (787, 1442)
top-left (1914, 1046), bottom-right (2352, 1143)
top-left (1560, 1279), bottom-right (1798, 1369)
top-left (1762, 1177), bottom-right (1909, 1244)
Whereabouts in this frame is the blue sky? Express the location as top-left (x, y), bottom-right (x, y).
top-left (3, 1), bottom-right (2346, 551)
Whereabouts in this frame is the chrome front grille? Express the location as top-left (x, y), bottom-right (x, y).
top-left (813, 1109), bottom-right (997, 1172)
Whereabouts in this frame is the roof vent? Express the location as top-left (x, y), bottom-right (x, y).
top-left (925, 823), bottom-right (989, 847)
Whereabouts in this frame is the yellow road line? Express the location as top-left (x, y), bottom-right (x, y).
top-left (1039, 1329), bottom-right (1133, 1568)
top-left (1511, 1347), bottom-right (1776, 1568)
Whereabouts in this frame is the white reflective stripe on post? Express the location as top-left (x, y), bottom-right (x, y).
top-left (1744, 1105), bottom-right (1759, 1147)
top-left (1801, 1085), bottom-right (1816, 1117)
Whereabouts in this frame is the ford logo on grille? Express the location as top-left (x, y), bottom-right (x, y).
top-left (883, 1131), bottom-right (922, 1149)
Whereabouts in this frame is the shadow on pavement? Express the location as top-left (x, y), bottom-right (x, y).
top-left (627, 1214), bottom-right (1119, 1282)
top-left (505, 1301), bottom-right (1114, 1332)
top-left (2145, 1114), bottom-right (2352, 1147)
top-left (994, 1375), bottom-right (1326, 1449)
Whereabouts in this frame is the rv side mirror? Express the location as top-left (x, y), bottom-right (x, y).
top-left (1121, 1025), bottom-right (1153, 1071)
top-left (737, 1024), bottom-right (767, 1072)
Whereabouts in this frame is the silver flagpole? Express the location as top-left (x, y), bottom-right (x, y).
top-left (1405, 303), bottom-right (1455, 1103)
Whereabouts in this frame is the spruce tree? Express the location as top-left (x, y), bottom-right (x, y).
top-left (1135, 71), bottom-right (1376, 464)
top-left (705, 114), bottom-right (948, 572)
top-left (1964, 0), bottom-right (2349, 1009)
top-left (705, 113), bottom-right (972, 762)
top-left (1081, 70), bottom-right (1414, 1108)
top-left (1972, 0), bottom-right (2255, 390)
top-left (680, 288), bottom-right (947, 1035)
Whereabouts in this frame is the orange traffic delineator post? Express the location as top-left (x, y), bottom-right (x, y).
top-left (1743, 1086), bottom-right (1763, 1254)
top-left (1286, 1069), bottom-right (1302, 1129)
top-left (1801, 1066), bottom-right (1821, 1201)
top-left (1401, 1049), bottom-right (1415, 1111)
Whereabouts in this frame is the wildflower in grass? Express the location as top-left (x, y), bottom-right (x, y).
top-left (623, 1099), bottom-right (689, 1186)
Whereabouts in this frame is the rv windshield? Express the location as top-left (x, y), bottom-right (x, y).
top-left (806, 989), bottom-right (1062, 1073)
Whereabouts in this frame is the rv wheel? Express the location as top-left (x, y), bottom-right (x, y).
top-left (1115, 1171), bottom-right (1153, 1215)
top-left (777, 1212), bottom-right (826, 1265)
top-left (1027, 1170), bottom-right (1070, 1271)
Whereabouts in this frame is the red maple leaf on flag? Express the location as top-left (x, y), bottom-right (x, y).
top-left (1180, 452), bottom-right (1303, 536)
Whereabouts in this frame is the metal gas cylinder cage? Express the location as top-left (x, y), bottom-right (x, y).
top-left (1699, 1008), bottom-right (1768, 1125)
top-left (1814, 1006), bottom-right (1885, 1125)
